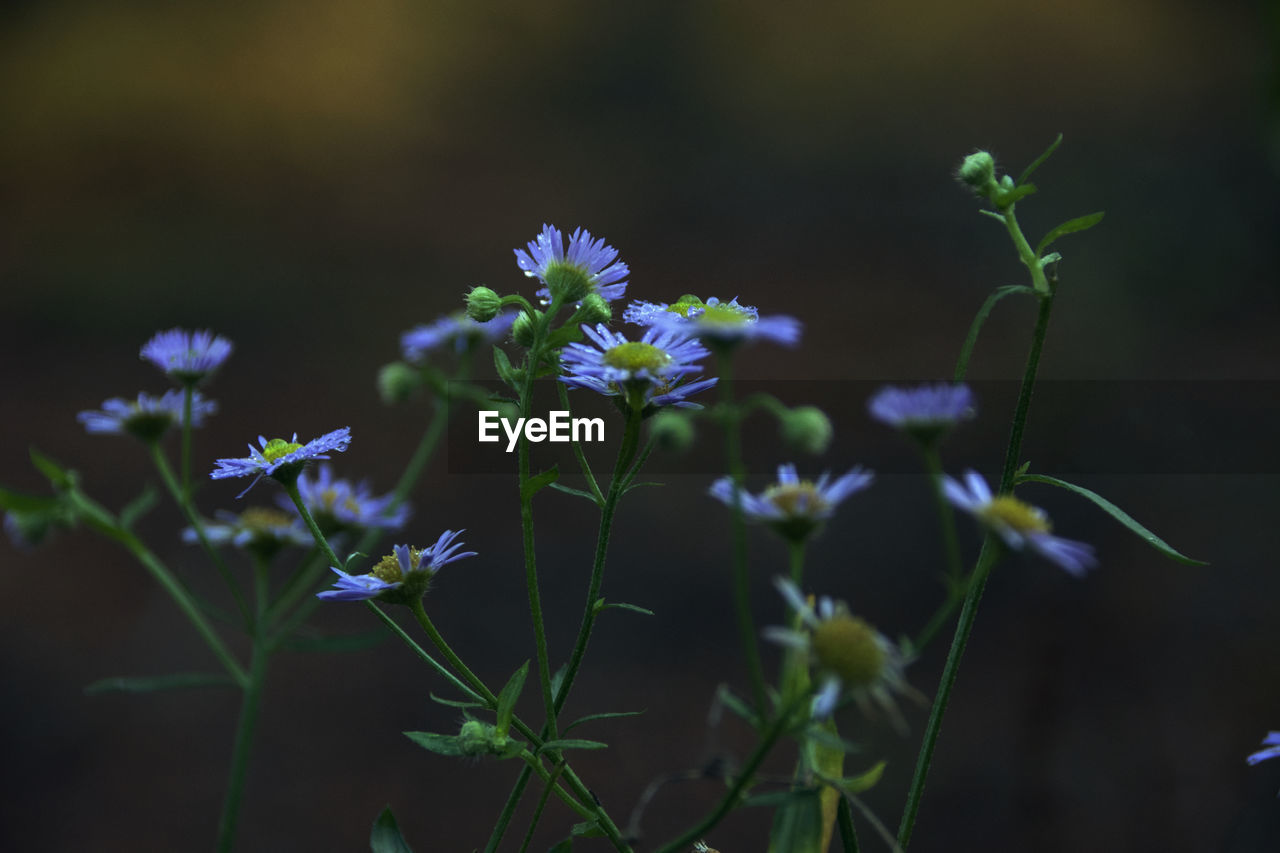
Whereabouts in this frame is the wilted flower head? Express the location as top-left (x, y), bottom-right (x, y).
top-left (140, 328), bottom-right (233, 384)
top-left (515, 224), bottom-right (629, 305)
top-left (944, 469), bottom-right (1097, 576)
top-left (317, 530), bottom-right (475, 604)
top-left (559, 323), bottom-right (717, 412)
top-left (868, 383), bottom-right (975, 444)
top-left (401, 311), bottom-right (518, 362)
top-left (625, 295), bottom-right (800, 347)
top-left (765, 578), bottom-right (915, 725)
top-left (78, 390), bottom-right (216, 442)
top-left (184, 507), bottom-right (311, 560)
top-left (211, 428), bottom-right (351, 498)
top-left (276, 463), bottom-right (409, 535)
top-left (709, 463), bottom-right (873, 543)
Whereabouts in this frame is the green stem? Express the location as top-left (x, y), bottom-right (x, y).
top-left (837, 795), bottom-right (860, 853)
top-left (653, 695), bottom-right (808, 853)
top-left (1003, 206), bottom-right (1050, 294)
top-left (897, 290), bottom-right (1055, 847)
top-left (363, 601), bottom-right (485, 704)
top-left (556, 381), bottom-right (603, 504)
top-left (408, 598), bottom-right (496, 704)
top-left (283, 482), bottom-right (344, 580)
top-left (519, 760), bottom-right (568, 853)
top-left (910, 445), bottom-right (966, 651)
top-left (553, 403), bottom-right (642, 716)
top-left (215, 558), bottom-right (271, 852)
top-left (788, 538), bottom-right (806, 585)
top-left (149, 442), bottom-right (249, 625)
top-left (717, 351), bottom-right (768, 716)
top-left (181, 384), bottom-right (194, 502)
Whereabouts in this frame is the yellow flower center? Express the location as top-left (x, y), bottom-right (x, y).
top-left (979, 496), bottom-right (1051, 533)
top-left (604, 342), bottom-right (671, 373)
top-left (261, 438), bottom-right (303, 463)
top-left (763, 481), bottom-right (826, 517)
top-left (371, 548), bottom-right (422, 583)
top-left (811, 615), bottom-right (885, 688)
top-left (238, 507), bottom-right (294, 532)
top-left (698, 303), bottom-right (750, 324)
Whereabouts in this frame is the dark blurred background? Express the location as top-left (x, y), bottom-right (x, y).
top-left (2, 1), bottom-right (1278, 850)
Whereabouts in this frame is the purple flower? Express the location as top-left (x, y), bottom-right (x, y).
top-left (401, 312), bottom-right (518, 362)
top-left (184, 507), bottom-right (311, 557)
top-left (559, 323), bottom-right (717, 411)
top-left (514, 224), bottom-right (629, 305)
top-left (710, 463), bottom-right (873, 542)
top-left (78, 390), bottom-right (216, 441)
top-left (276, 463), bottom-right (409, 534)
top-left (625, 296), bottom-right (800, 347)
top-left (211, 428), bottom-right (351, 498)
top-left (140, 328), bottom-right (233, 384)
top-left (1247, 732), bottom-right (1280, 765)
top-left (868, 383), bottom-right (976, 437)
top-left (943, 469), bottom-right (1097, 576)
top-left (317, 531), bottom-right (476, 603)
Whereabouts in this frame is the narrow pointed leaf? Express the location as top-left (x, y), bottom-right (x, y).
top-left (0, 487), bottom-right (62, 514)
top-left (766, 787), bottom-right (823, 853)
top-left (1036, 211), bottom-right (1105, 256)
top-left (548, 482), bottom-right (602, 503)
top-left (563, 710), bottom-right (644, 735)
top-left (1018, 473), bottom-right (1207, 565)
top-left (994, 183), bottom-right (1037, 208)
top-left (495, 660), bottom-right (529, 733)
top-left (954, 285), bottom-right (1037, 382)
top-left (30, 447), bottom-right (74, 490)
top-left (429, 692), bottom-right (487, 710)
top-left (492, 345), bottom-right (518, 387)
top-left (403, 731), bottom-right (468, 757)
top-left (370, 806), bottom-right (414, 853)
top-left (119, 485), bottom-right (159, 530)
top-left (571, 820), bottom-right (604, 838)
top-left (538, 738), bottom-right (609, 753)
top-left (599, 602), bottom-right (654, 616)
top-left (85, 672), bottom-right (237, 695)
top-left (521, 466), bottom-right (559, 502)
top-left (1017, 133), bottom-right (1063, 185)
top-left (837, 760), bottom-right (886, 794)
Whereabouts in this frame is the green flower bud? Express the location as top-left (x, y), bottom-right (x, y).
top-left (956, 150), bottom-right (998, 198)
top-left (377, 361), bottom-right (420, 405)
top-left (511, 311), bottom-right (538, 348)
top-left (780, 406), bottom-right (833, 455)
top-left (465, 286), bottom-right (502, 323)
top-left (648, 410), bottom-right (695, 452)
top-left (543, 263), bottom-right (592, 303)
top-left (575, 293), bottom-right (612, 325)
top-left (458, 719), bottom-right (513, 757)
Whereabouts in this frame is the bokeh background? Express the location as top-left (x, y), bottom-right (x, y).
top-left (2, 1), bottom-right (1278, 850)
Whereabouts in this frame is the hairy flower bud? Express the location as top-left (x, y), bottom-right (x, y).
top-left (780, 406), bottom-right (833, 455)
top-left (956, 150), bottom-right (998, 199)
top-left (465, 286), bottom-right (502, 323)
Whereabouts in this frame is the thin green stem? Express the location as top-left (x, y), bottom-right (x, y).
top-left (408, 598), bottom-right (496, 704)
top-left (363, 601), bottom-right (485, 703)
top-left (1003, 206), bottom-right (1050, 294)
top-left (788, 538), bottom-right (806, 585)
top-left (283, 482), bottom-right (344, 580)
top-left (556, 381), bottom-right (603, 504)
top-left (717, 351), bottom-right (768, 716)
top-left (149, 442), bottom-right (249, 625)
top-left (215, 558), bottom-right (271, 852)
top-left (653, 695), bottom-right (808, 853)
top-left (519, 760), bottom-right (568, 853)
top-left (897, 289), bottom-right (1055, 847)
top-left (837, 794), bottom-right (859, 853)
top-left (910, 444), bottom-right (968, 651)
top-left (181, 385), bottom-right (194, 502)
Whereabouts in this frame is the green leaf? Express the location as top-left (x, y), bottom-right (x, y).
top-left (1017, 473), bottom-right (1208, 565)
top-left (550, 663), bottom-right (567, 701)
top-left (622, 481), bottom-right (665, 495)
top-left (429, 692), bottom-right (487, 711)
top-left (521, 465), bottom-right (559, 502)
top-left (598, 602), bottom-right (654, 616)
top-left (370, 806), bottom-right (413, 853)
top-left (0, 486), bottom-right (62, 514)
top-left (804, 727), bottom-right (863, 756)
top-left (954, 285), bottom-right (1037, 382)
top-left (118, 485), bottom-right (159, 531)
top-left (492, 346), bottom-right (520, 388)
top-left (30, 447), bottom-right (74, 490)
top-left (716, 685), bottom-right (761, 728)
top-left (570, 820), bottom-right (604, 838)
top-left (279, 630), bottom-right (388, 653)
top-left (538, 738), bottom-right (609, 753)
top-left (1035, 211), bottom-right (1105, 257)
top-left (563, 710), bottom-right (644, 735)
top-left (836, 760), bottom-right (886, 794)
top-left (766, 787), bottom-right (823, 853)
top-left (547, 482), bottom-right (602, 503)
top-left (548, 841), bottom-right (573, 853)
top-left (994, 183), bottom-right (1037, 208)
top-left (495, 660), bottom-right (529, 734)
top-left (84, 673), bottom-right (237, 695)
top-left (403, 731), bottom-right (468, 757)
top-left (1017, 133), bottom-right (1064, 186)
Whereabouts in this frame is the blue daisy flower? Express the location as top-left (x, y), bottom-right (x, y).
top-left (211, 428), bottom-right (351, 498)
top-left (709, 463), bottom-right (873, 542)
top-left (765, 578), bottom-right (915, 724)
top-left (140, 328), bottom-right (233, 384)
top-left (401, 311), bottom-right (518, 362)
top-left (184, 507), bottom-right (311, 558)
top-left (78, 390), bottom-right (216, 442)
top-left (317, 531), bottom-right (476, 603)
top-left (514, 224), bottom-right (629, 305)
top-left (276, 463), bottom-right (409, 534)
top-left (868, 383), bottom-right (976, 438)
top-left (559, 323), bottom-right (717, 411)
top-left (943, 469), bottom-right (1097, 576)
top-left (625, 296), bottom-right (800, 347)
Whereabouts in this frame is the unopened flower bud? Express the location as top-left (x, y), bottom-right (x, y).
top-left (780, 406), bottom-right (833, 455)
top-left (511, 311), bottom-right (538, 348)
top-left (649, 410), bottom-right (695, 452)
top-left (576, 293), bottom-right (612, 325)
top-left (956, 150), bottom-right (998, 198)
top-left (378, 361), bottom-right (420, 405)
top-left (465, 286), bottom-right (502, 322)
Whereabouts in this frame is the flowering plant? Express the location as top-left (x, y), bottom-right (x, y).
top-left (2, 139), bottom-right (1217, 852)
